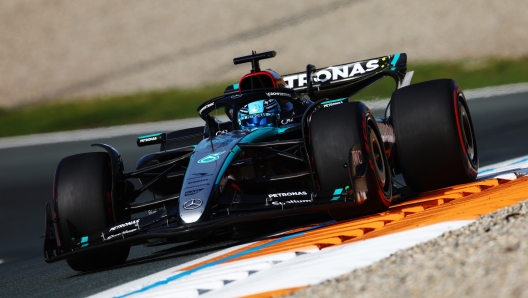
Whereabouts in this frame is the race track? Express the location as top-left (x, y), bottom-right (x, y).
top-left (1, 91), bottom-right (528, 297)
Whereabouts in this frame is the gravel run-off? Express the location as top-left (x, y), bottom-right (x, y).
top-left (290, 196), bottom-right (528, 297)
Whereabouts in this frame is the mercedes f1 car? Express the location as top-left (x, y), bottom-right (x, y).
top-left (43, 50), bottom-right (478, 271)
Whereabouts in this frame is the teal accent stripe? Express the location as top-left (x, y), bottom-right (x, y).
top-left (321, 98), bottom-right (346, 105)
top-left (215, 146), bottom-right (241, 184)
top-left (116, 221), bottom-right (335, 298)
top-left (80, 236), bottom-right (89, 247)
top-left (138, 132), bottom-right (163, 139)
top-left (390, 53), bottom-right (401, 70)
top-left (233, 83), bottom-right (239, 89)
top-left (332, 188), bottom-right (343, 201)
top-left (240, 127), bottom-right (278, 143)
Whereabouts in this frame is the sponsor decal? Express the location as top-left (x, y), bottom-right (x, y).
top-left (105, 228), bottom-right (137, 241)
top-left (283, 59), bottom-right (380, 89)
top-left (323, 101), bottom-right (343, 108)
top-left (109, 219), bottom-right (139, 232)
top-left (215, 130), bottom-right (228, 136)
top-left (272, 199), bottom-right (311, 206)
top-left (184, 188), bottom-right (204, 196)
top-left (281, 118), bottom-right (293, 125)
top-left (190, 173), bottom-right (213, 179)
top-left (199, 102), bottom-right (214, 114)
top-left (352, 149), bottom-right (363, 165)
top-left (183, 199), bottom-right (203, 210)
top-left (239, 112), bottom-right (269, 120)
top-left (198, 151), bottom-right (227, 163)
top-left (266, 92), bottom-right (291, 98)
top-left (184, 183), bottom-right (210, 189)
top-left (268, 191), bottom-right (308, 198)
top-left (189, 179), bottom-right (208, 184)
top-left (139, 136), bottom-right (158, 143)
top-left (231, 94), bottom-right (243, 99)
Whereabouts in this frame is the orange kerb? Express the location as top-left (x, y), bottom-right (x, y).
top-left (240, 286), bottom-right (307, 298)
top-left (179, 178), bottom-right (528, 272)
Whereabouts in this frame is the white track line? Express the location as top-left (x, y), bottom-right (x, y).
top-left (1, 82), bottom-right (527, 150)
top-left (90, 221), bottom-right (472, 298)
top-left (0, 118), bottom-right (204, 150)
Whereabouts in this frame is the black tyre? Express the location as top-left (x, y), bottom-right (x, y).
top-left (54, 152), bottom-right (130, 271)
top-left (310, 102), bottom-right (392, 219)
top-left (390, 79), bottom-right (478, 192)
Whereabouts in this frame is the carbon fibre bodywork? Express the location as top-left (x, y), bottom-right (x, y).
top-left (44, 51), bottom-right (404, 264)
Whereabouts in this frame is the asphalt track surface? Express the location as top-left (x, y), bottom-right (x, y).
top-left (1, 92), bottom-right (527, 297)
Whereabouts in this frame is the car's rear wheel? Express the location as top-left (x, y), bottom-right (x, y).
top-left (54, 152), bottom-right (130, 271)
top-left (310, 102), bottom-right (392, 220)
top-left (390, 79), bottom-right (478, 192)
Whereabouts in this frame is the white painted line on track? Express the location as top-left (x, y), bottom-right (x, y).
top-left (332, 82), bottom-right (528, 111)
top-left (88, 242), bottom-right (253, 298)
top-left (1, 83), bottom-right (527, 150)
top-left (0, 118), bottom-right (204, 150)
top-left (478, 155), bottom-right (528, 179)
top-left (204, 221), bottom-right (472, 298)
top-left (91, 221), bottom-right (472, 298)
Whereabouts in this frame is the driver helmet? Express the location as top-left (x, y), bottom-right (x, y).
top-left (237, 99), bottom-right (280, 130)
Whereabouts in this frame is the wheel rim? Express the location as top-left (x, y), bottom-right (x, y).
top-left (458, 98), bottom-right (477, 165)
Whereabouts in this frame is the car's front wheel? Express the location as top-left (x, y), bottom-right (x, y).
top-left (54, 152), bottom-right (130, 271)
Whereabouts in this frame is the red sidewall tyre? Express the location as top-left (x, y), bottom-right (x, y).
top-left (390, 79), bottom-right (478, 192)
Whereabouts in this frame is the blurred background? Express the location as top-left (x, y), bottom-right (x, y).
top-left (1, 0), bottom-right (528, 137)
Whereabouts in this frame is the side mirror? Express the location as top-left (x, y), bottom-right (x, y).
top-left (137, 132), bottom-right (166, 147)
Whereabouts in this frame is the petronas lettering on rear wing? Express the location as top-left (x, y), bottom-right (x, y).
top-left (282, 54), bottom-right (406, 92)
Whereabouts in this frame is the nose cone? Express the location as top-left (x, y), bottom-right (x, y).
top-left (180, 201), bottom-right (204, 223)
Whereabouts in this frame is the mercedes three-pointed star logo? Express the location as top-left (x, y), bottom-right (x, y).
top-left (183, 199), bottom-right (203, 210)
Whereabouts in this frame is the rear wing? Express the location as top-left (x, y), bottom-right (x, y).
top-left (282, 53), bottom-right (407, 93)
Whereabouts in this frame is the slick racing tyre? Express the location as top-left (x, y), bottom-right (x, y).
top-left (390, 79), bottom-right (478, 193)
top-left (54, 152), bottom-right (130, 271)
top-left (310, 102), bottom-right (392, 219)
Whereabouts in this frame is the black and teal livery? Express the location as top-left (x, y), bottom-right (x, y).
top-left (43, 50), bottom-right (479, 272)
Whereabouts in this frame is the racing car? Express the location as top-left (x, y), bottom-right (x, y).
top-left (43, 50), bottom-right (478, 271)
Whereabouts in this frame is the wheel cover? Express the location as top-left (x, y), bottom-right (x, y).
top-left (458, 100), bottom-right (476, 163)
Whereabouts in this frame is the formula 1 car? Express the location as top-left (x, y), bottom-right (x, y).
top-left (43, 50), bottom-right (478, 271)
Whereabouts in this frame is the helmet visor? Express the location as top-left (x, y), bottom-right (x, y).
top-left (239, 113), bottom-right (275, 128)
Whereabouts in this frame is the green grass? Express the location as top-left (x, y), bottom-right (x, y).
top-left (2, 56), bottom-right (528, 138)
top-left (0, 84), bottom-right (227, 138)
